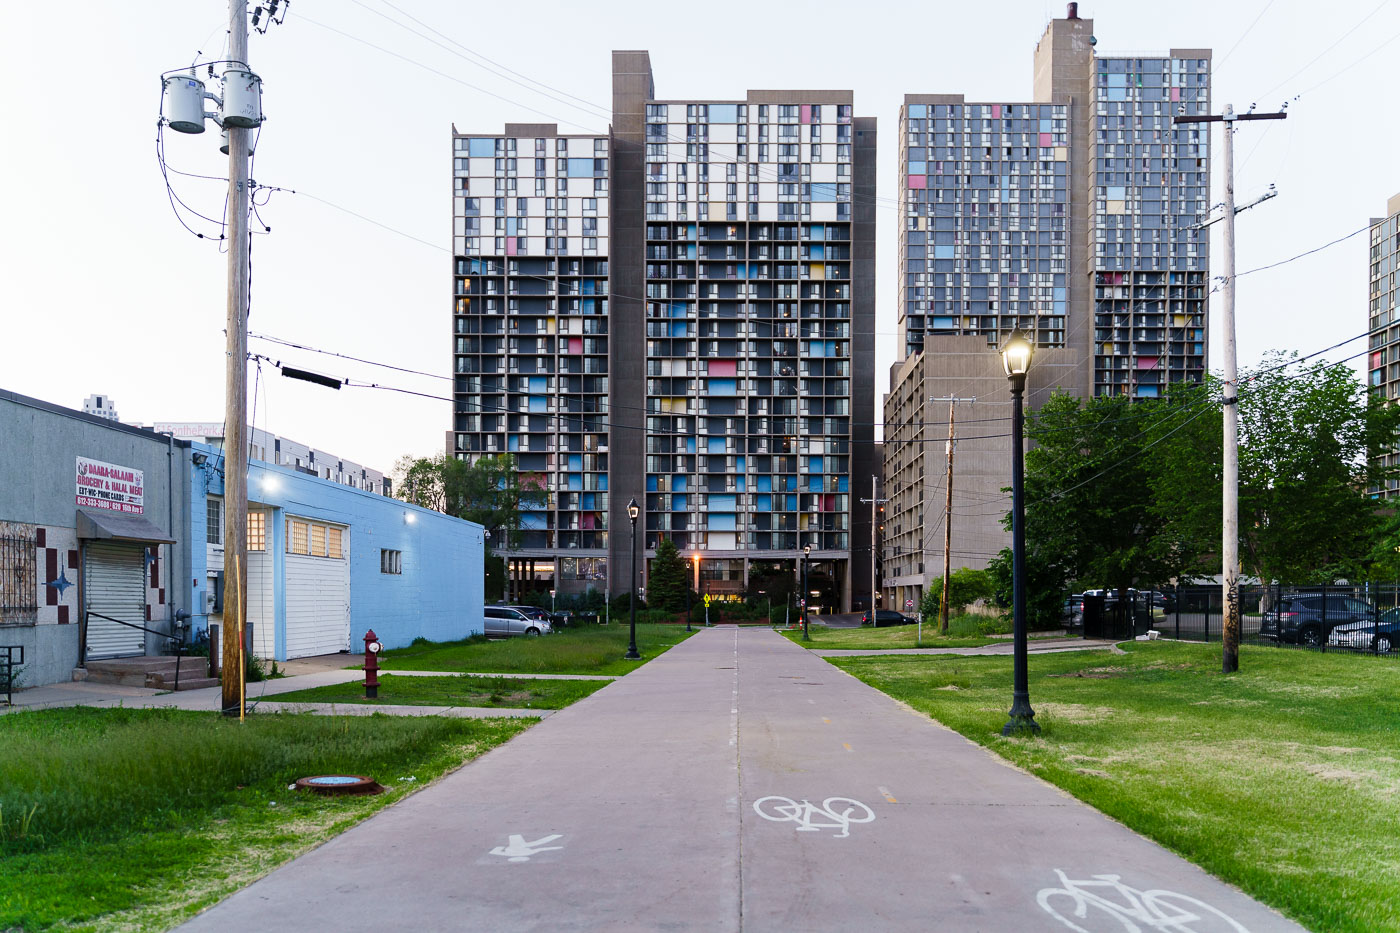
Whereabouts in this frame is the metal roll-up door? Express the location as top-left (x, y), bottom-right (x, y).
top-left (84, 541), bottom-right (147, 659)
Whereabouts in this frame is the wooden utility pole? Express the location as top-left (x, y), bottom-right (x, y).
top-left (932, 396), bottom-right (973, 633)
top-left (1174, 104), bottom-right (1285, 674)
top-left (858, 477), bottom-right (887, 616)
top-left (221, 0), bottom-right (251, 718)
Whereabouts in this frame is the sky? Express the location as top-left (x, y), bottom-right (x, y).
top-left (2, 0), bottom-right (1397, 475)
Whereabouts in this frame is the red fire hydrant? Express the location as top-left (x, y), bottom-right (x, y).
top-left (364, 629), bottom-right (382, 699)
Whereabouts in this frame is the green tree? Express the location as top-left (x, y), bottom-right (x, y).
top-left (648, 538), bottom-right (689, 612)
top-left (986, 547), bottom-right (1069, 632)
top-left (919, 568), bottom-right (998, 626)
top-left (393, 453), bottom-right (546, 548)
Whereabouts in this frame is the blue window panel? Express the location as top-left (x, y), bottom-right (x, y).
top-left (709, 513), bottom-right (737, 532)
top-left (784, 477), bottom-right (796, 492)
top-left (530, 376), bottom-right (548, 393)
top-left (908, 161), bottom-right (927, 176)
top-left (735, 456), bottom-right (744, 472)
top-left (933, 316), bottom-right (957, 329)
top-left (934, 245), bottom-right (954, 259)
top-left (810, 456), bottom-right (824, 473)
top-left (520, 512), bottom-right (547, 530)
top-left (684, 223), bottom-right (697, 240)
top-left (808, 223), bottom-right (825, 241)
top-left (807, 244), bottom-right (825, 260)
top-left (599, 474), bottom-right (607, 490)
top-left (672, 494), bottom-right (687, 511)
top-left (736, 263), bottom-right (747, 279)
top-left (907, 104), bottom-right (927, 118)
top-left (808, 475), bottom-right (822, 492)
top-left (567, 158), bottom-right (595, 177)
top-left (1107, 88), bottom-right (1126, 102)
top-left (506, 218), bottom-right (519, 236)
top-left (785, 494), bottom-right (797, 510)
top-left (568, 454), bottom-right (582, 470)
top-left (756, 494), bottom-right (771, 511)
top-left (529, 396), bottom-right (548, 412)
top-left (582, 493), bottom-right (596, 509)
top-left (810, 183), bottom-right (838, 202)
top-left (1135, 385), bottom-right (1160, 398)
top-left (757, 475), bottom-right (772, 492)
top-left (711, 494), bottom-right (737, 510)
top-left (1039, 118), bottom-right (1053, 131)
top-left (710, 104), bottom-right (739, 123)
top-left (837, 476), bottom-right (849, 493)
top-left (708, 437), bottom-right (726, 454)
top-left (684, 437), bottom-right (695, 453)
top-left (468, 138), bottom-right (495, 157)
top-left (735, 476), bottom-right (745, 492)
top-left (671, 475), bottom-right (687, 492)
top-left (808, 342), bottom-right (826, 358)
top-left (581, 298), bottom-right (597, 314)
top-left (670, 301), bottom-right (688, 317)
top-left (671, 321), bottom-right (688, 337)
top-left (1107, 186), bottom-right (1126, 201)
top-left (709, 378), bottom-right (737, 395)
top-left (508, 435), bottom-right (519, 451)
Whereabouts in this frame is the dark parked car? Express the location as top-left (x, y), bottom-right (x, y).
top-left (860, 609), bottom-right (917, 627)
top-left (1327, 607), bottom-right (1400, 653)
top-left (1260, 593), bottom-right (1375, 647)
top-left (1062, 594), bottom-right (1085, 631)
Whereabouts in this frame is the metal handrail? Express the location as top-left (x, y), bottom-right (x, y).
top-left (84, 611), bottom-right (186, 691)
top-left (1, 645), bottom-right (22, 706)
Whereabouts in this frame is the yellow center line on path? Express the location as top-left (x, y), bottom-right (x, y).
top-left (842, 742), bottom-right (852, 752)
top-left (822, 717), bottom-right (831, 724)
top-left (878, 786), bottom-right (897, 803)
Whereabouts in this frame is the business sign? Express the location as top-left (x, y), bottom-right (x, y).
top-left (76, 457), bottom-right (144, 514)
top-left (152, 422), bottom-right (224, 438)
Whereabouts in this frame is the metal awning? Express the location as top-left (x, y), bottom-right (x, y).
top-left (76, 510), bottom-right (176, 544)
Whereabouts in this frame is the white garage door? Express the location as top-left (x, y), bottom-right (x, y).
top-left (283, 519), bottom-right (350, 658)
top-left (84, 541), bottom-right (146, 659)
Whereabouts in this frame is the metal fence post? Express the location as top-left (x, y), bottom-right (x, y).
top-left (1175, 584), bottom-right (1181, 641)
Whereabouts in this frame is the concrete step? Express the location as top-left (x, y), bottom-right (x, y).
top-left (85, 656), bottom-right (212, 689)
top-left (166, 676), bottom-right (220, 691)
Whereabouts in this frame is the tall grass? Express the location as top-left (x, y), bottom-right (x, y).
top-left (0, 707), bottom-right (521, 854)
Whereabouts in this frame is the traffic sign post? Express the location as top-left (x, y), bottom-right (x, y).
top-left (704, 593), bottom-right (711, 627)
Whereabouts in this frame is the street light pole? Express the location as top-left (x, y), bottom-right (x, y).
top-left (625, 498), bottom-right (640, 660)
top-left (801, 543), bottom-right (812, 642)
top-left (685, 558), bottom-right (693, 633)
top-left (1001, 332), bottom-right (1039, 736)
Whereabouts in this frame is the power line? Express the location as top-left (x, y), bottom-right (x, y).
top-left (1235, 223), bottom-right (1373, 278)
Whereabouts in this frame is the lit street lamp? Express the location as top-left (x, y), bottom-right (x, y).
top-left (1001, 331), bottom-right (1039, 735)
top-left (801, 543), bottom-right (812, 642)
top-left (625, 497), bottom-right (641, 660)
top-left (685, 557), bottom-right (693, 633)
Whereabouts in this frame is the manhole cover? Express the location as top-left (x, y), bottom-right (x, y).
top-left (294, 775), bottom-right (384, 796)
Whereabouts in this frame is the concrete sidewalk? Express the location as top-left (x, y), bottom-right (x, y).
top-left (176, 627), bottom-right (1299, 932)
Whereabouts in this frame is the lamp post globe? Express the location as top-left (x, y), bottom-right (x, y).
top-left (1000, 331), bottom-right (1039, 735)
top-left (625, 497), bottom-right (641, 660)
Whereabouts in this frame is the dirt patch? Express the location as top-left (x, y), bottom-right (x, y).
top-left (1303, 763), bottom-right (1375, 785)
top-left (1074, 768), bottom-right (1112, 779)
top-left (936, 684), bottom-right (961, 691)
top-left (1035, 702), bottom-right (1118, 724)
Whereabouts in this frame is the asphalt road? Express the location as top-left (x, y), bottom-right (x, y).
top-left (177, 628), bottom-right (1300, 932)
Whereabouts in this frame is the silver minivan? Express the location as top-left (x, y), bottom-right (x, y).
top-left (484, 606), bottom-right (553, 638)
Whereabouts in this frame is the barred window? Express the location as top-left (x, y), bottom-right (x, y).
top-left (206, 499), bottom-right (222, 545)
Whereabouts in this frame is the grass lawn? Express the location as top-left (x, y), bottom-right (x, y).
top-left (829, 641), bottom-right (1400, 933)
top-left (0, 707), bottom-right (530, 932)
top-left (377, 623), bottom-right (695, 676)
top-left (782, 614), bottom-right (1066, 650)
top-left (272, 673), bottom-right (611, 709)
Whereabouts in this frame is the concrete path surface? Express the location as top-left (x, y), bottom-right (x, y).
top-left (176, 627), bottom-right (1299, 932)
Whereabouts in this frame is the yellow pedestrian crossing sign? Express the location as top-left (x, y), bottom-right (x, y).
top-left (704, 594), bottom-right (711, 607)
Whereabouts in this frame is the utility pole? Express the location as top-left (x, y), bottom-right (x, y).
top-left (221, 0), bottom-right (251, 719)
top-left (932, 396), bottom-right (974, 633)
top-left (858, 476), bottom-right (888, 617)
top-left (1175, 104), bottom-right (1285, 675)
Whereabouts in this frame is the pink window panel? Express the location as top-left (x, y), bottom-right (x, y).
top-left (1171, 87), bottom-right (1181, 102)
top-left (991, 105), bottom-right (1002, 118)
top-left (709, 359), bottom-right (737, 377)
top-left (801, 105), bottom-right (812, 124)
top-left (1039, 133), bottom-right (1052, 147)
top-left (580, 514), bottom-right (596, 530)
top-left (568, 337), bottom-right (583, 354)
top-left (1372, 351), bottom-right (1384, 367)
top-left (907, 174), bottom-right (927, 189)
top-left (1136, 357), bottom-right (1160, 370)
top-left (506, 237), bottom-right (518, 256)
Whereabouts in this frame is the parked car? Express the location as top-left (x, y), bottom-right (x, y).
top-left (860, 609), bottom-right (917, 627)
top-left (504, 605), bottom-right (551, 622)
top-left (1062, 594), bottom-right (1085, 631)
top-left (484, 606), bottom-right (553, 638)
top-left (1259, 593), bottom-right (1375, 647)
top-left (1327, 607), bottom-right (1400, 653)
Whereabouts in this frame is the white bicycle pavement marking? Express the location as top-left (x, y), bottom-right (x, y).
top-left (751, 796), bottom-right (876, 838)
top-left (1036, 869), bottom-right (1249, 933)
top-left (489, 833), bottom-right (564, 862)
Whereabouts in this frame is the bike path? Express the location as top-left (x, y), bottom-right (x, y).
top-left (177, 627), bottom-right (1300, 932)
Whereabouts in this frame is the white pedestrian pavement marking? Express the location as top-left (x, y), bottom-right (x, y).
top-left (752, 796), bottom-right (875, 838)
top-left (489, 834), bottom-right (564, 862)
top-left (1036, 869), bottom-right (1248, 932)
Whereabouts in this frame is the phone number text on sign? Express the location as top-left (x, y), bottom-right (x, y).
top-left (76, 457), bottom-right (144, 514)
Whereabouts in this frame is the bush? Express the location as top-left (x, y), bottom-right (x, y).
top-left (920, 568), bottom-right (998, 621)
